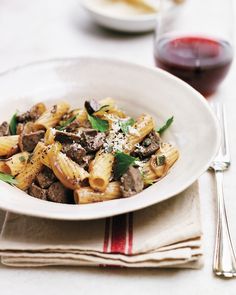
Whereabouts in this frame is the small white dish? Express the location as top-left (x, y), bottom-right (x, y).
top-left (0, 57), bottom-right (220, 220)
top-left (81, 0), bottom-right (181, 33)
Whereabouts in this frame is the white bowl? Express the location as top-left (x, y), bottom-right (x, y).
top-left (0, 57), bottom-right (220, 220)
top-left (81, 0), bottom-right (181, 33)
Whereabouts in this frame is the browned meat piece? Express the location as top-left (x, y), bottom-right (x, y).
top-left (17, 111), bottom-right (31, 123)
top-left (120, 166), bottom-right (144, 198)
top-left (54, 130), bottom-right (81, 144)
top-left (84, 99), bottom-right (101, 115)
top-left (50, 105), bottom-right (57, 114)
top-left (36, 166), bottom-right (57, 189)
top-left (17, 103), bottom-right (46, 123)
top-left (62, 143), bottom-right (86, 164)
top-left (134, 131), bottom-right (160, 158)
top-left (21, 130), bottom-right (45, 152)
top-left (0, 122), bottom-right (10, 136)
top-left (79, 154), bottom-right (95, 169)
top-left (47, 182), bottom-right (72, 204)
top-left (65, 121), bottom-right (80, 133)
top-left (65, 120), bottom-right (91, 133)
top-left (28, 183), bottom-right (48, 200)
top-left (81, 129), bottom-right (105, 152)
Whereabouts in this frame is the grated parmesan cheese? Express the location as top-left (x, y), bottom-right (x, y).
top-left (103, 114), bottom-right (128, 153)
top-left (128, 126), bottom-right (140, 136)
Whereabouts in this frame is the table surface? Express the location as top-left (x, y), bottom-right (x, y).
top-left (0, 1), bottom-right (236, 294)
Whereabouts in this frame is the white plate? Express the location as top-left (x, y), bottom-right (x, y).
top-left (0, 57), bottom-right (220, 220)
top-left (81, 0), bottom-right (181, 33)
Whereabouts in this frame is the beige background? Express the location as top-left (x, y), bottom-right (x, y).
top-left (0, 0), bottom-right (236, 294)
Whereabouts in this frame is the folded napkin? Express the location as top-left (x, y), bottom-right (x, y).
top-left (0, 182), bottom-right (203, 268)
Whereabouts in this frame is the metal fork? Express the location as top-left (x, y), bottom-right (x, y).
top-left (210, 103), bottom-right (236, 278)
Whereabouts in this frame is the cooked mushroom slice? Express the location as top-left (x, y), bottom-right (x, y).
top-left (84, 99), bottom-right (101, 115)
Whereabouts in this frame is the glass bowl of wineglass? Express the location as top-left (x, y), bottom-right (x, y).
top-left (154, 0), bottom-right (234, 97)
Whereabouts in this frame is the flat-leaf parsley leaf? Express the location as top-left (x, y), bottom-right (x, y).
top-left (114, 152), bottom-right (137, 179)
top-left (0, 172), bottom-right (18, 185)
top-left (157, 116), bottom-right (174, 135)
top-left (57, 116), bottom-right (77, 131)
top-left (88, 114), bottom-right (109, 132)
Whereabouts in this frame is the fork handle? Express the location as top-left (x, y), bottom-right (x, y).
top-left (213, 171), bottom-right (236, 277)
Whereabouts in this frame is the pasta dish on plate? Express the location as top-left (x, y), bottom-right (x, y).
top-left (0, 98), bottom-right (179, 204)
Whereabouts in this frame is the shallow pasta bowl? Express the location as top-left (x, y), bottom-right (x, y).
top-left (0, 57), bottom-right (220, 220)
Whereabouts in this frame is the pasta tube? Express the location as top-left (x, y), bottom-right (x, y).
top-left (0, 160), bottom-right (6, 173)
top-left (89, 151), bottom-right (114, 192)
top-left (40, 144), bottom-right (52, 168)
top-left (0, 135), bottom-right (19, 157)
top-left (124, 113), bottom-right (154, 153)
top-left (34, 101), bottom-right (70, 129)
top-left (44, 128), bottom-right (56, 145)
top-left (150, 143), bottom-right (179, 178)
top-left (48, 143), bottom-right (89, 190)
top-left (95, 98), bottom-right (127, 119)
top-left (142, 161), bottom-right (158, 186)
top-left (30, 102), bottom-right (47, 118)
top-left (1, 152), bottom-right (30, 176)
top-left (142, 143), bottom-right (179, 185)
top-left (74, 181), bottom-right (121, 204)
top-left (15, 142), bottom-right (45, 190)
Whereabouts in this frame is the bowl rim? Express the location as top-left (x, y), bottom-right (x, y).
top-left (0, 56), bottom-right (221, 220)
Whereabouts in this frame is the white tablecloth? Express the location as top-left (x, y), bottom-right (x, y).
top-left (0, 1), bottom-right (236, 294)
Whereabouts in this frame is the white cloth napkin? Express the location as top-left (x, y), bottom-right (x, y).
top-left (0, 182), bottom-right (203, 268)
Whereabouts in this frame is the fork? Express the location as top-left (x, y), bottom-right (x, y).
top-left (210, 103), bottom-right (236, 278)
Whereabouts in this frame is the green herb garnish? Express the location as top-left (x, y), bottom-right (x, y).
top-left (9, 113), bottom-right (18, 135)
top-left (88, 114), bottom-right (109, 132)
top-left (57, 116), bottom-right (77, 131)
top-left (114, 151), bottom-right (137, 179)
top-left (156, 155), bottom-right (166, 166)
top-left (96, 104), bottom-right (110, 112)
top-left (19, 156), bottom-right (26, 163)
top-left (119, 118), bottom-right (135, 134)
top-left (157, 116), bottom-right (174, 135)
top-left (0, 172), bottom-right (18, 185)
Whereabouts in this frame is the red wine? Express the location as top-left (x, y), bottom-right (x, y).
top-left (154, 36), bottom-right (233, 96)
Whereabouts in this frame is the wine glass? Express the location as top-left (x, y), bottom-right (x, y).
top-left (154, 0), bottom-right (234, 97)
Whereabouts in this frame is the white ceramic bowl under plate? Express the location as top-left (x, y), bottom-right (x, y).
top-left (81, 0), bottom-right (181, 33)
top-left (0, 57), bottom-right (220, 220)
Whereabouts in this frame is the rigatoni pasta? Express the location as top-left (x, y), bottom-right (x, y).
top-left (34, 101), bottom-right (70, 129)
top-left (0, 135), bottom-right (19, 157)
top-left (48, 143), bottom-right (89, 190)
top-left (15, 142), bottom-right (44, 190)
top-left (124, 113), bottom-right (155, 153)
top-left (0, 98), bottom-right (179, 204)
top-left (1, 152), bottom-right (30, 176)
top-left (142, 142), bottom-right (179, 185)
top-left (74, 181), bottom-right (121, 204)
top-left (89, 150), bottom-right (114, 192)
